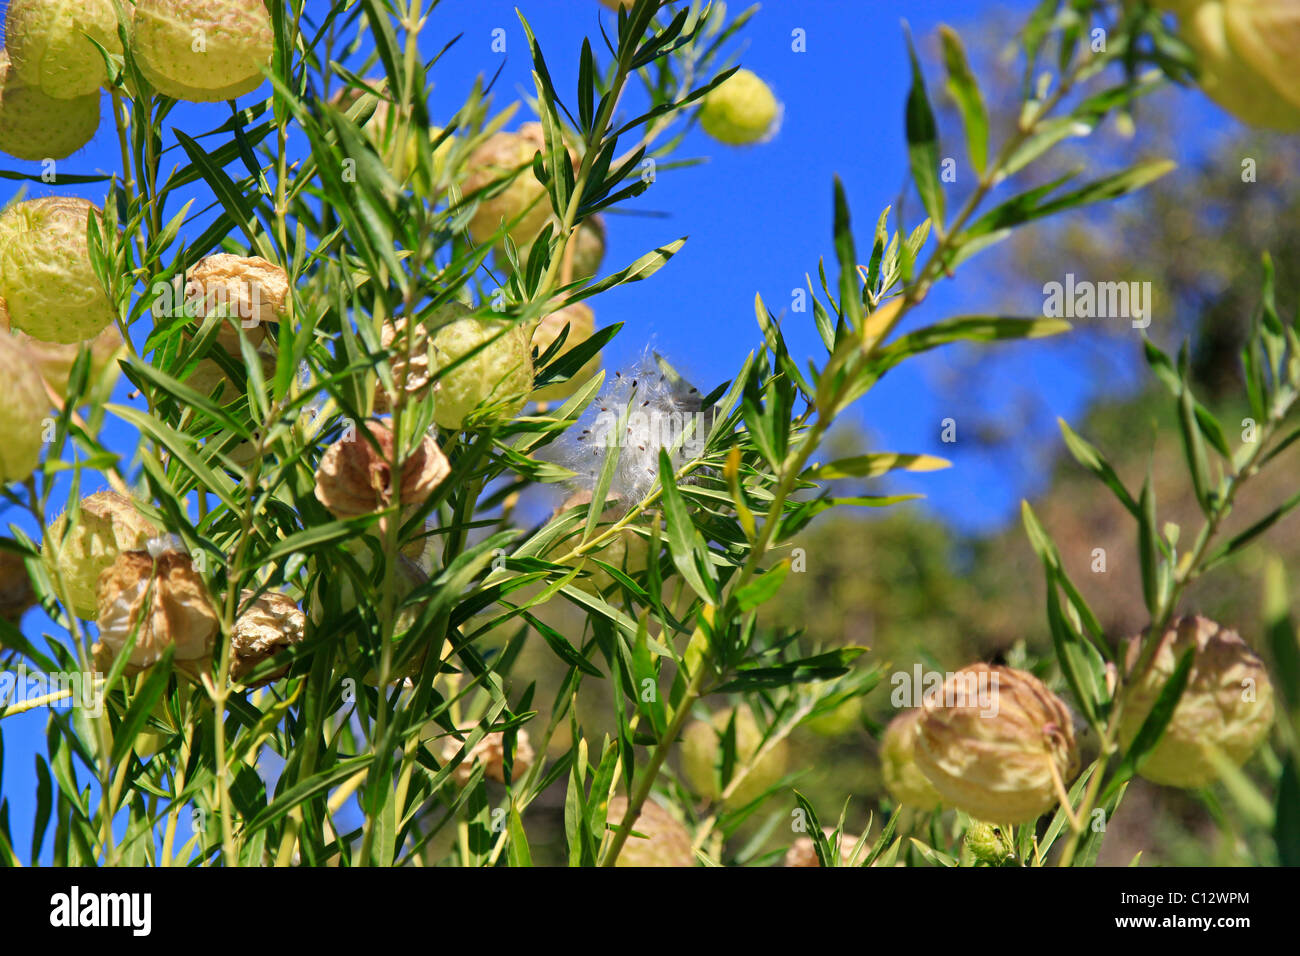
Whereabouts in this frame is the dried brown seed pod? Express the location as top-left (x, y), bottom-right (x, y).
top-left (374, 315), bottom-right (433, 414)
top-left (95, 545), bottom-right (219, 676)
top-left (230, 590), bottom-right (306, 686)
top-left (42, 490), bottom-right (159, 620)
top-left (783, 829), bottom-right (862, 867)
top-left (606, 796), bottom-right (694, 868)
top-left (185, 254), bottom-right (289, 330)
top-left (0, 547), bottom-right (36, 626)
top-left (440, 728), bottom-right (535, 786)
top-left (913, 664), bottom-right (1079, 824)
top-left (1119, 616), bottom-right (1275, 788)
top-left (880, 709), bottom-right (944, 810)
top-left (313, 421), bottom-right (450, 519)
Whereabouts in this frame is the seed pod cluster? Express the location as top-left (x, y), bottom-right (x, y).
top-left (912, 664), bottom-right (1079, 824)
top-left (42, 491), bottom-right (159, 620)
top-left (1119, 616), bottom-right (1274, 788)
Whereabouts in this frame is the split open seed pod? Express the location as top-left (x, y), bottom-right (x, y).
top-left (42, 490), bottom-right (159, 620)
top-left (95, 543), bottom-right (219, 677)
top-left (230, 590), bottom-right (306, 686)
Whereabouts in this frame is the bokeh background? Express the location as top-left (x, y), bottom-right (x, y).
top-left (2, 0), bottom-right (1295, 864)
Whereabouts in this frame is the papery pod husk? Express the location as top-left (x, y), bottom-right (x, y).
top-left (913, 664), bottom-right (1079, 824)
top-left (606, 796), bottom-right (694, 867)
top-left (1119, 616), bottom-right (1274, 788)
top-left (880, 709), bottom-right (944, 810)
top-left (313, 420), bottom-right (450, 519)
top-left (374, 315), bottom-right (434, 414)
top-left (95, 548), bottom-right (219, 678)
top-left (42, 490), bottom-right (160, 620)
top-left (439, 728), bottom-right (535, 786)
top-left (680, 702), bottom-right (789, 807)
top-left (230, 590), bottom-right (306, 686)
top-left (185, 254), bottom-right (290, 330)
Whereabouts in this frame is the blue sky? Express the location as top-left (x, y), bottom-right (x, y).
top-left (0, 0), bottom-right (1239, 858)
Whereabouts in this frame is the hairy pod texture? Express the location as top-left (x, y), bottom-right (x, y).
top-left (131, 0), bottom-right (273, 102)
top-left (1119, 616), bottom-right (1274, 788)
top-left (0, 197), bottom-right (116, 343)
top-left (0, 333), bottom-right (50, 483)
top-left (5, 0), bottom-right (123, 98)
top-left (0, 51), bottom-right (100, 160)
top-left (428, 305), bottom-right (533, 429)
top-left (913, 664), bottom-right (1079, 824)
top-left (698, 68), bottom-right (781, 145)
